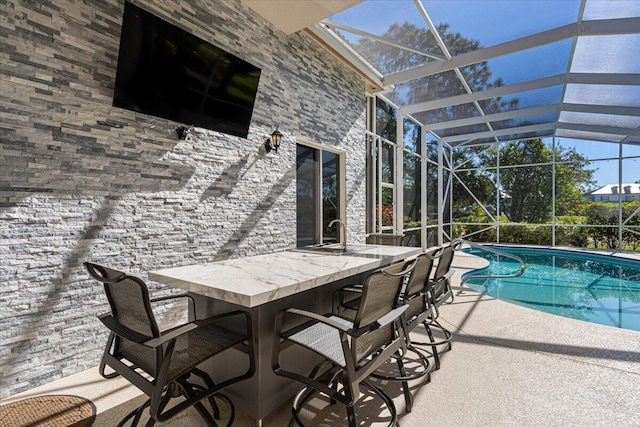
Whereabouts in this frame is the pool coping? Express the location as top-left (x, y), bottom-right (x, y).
top-left (476, 243), bottom-right (640, 261)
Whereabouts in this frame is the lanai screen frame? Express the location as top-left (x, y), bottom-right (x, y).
top-left (367, 94), bottom-right (639, 250)
top-left (318, 0), bottom-right (640, 251)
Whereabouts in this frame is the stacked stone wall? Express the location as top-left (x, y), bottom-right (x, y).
top-left (0, 0), bottom-right (367, 397)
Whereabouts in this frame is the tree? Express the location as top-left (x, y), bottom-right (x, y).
top-left (451, 146), bottom-right (497, 216)
top-left (493, 139), bottom-right (594, 223)
top-left (359, 22), bottom-right (510, 222)
top-left (358, 22), bottom-right (517, 119)
top-left (586, 203), bottom-right (620, 249)
top-left (498, 139), bottom-right (552, 222)
top-left (359, 22), bottom-right (596, 236)
top-left (553, 143), bottom-right (595, 216)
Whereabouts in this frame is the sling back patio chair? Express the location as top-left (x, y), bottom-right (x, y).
top-left (333, 248), bottom-right (443, 412)
top-left (394, 246), bottom-right (448, 370)
top-left (429, 241), bottom-right (459, 307)
top-left (271, 259), bottom-right (417, 427)
top-left (419, 241), bottom-right (461, 361)
top-left (85, 262), bottom-right (255, 427)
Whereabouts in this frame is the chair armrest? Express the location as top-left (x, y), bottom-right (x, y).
top-left (99, 312), bottom-right (195, 349)
top-left (193, 309), bottom-right (252, 328)
top-left (350, 304), bottom-right (408, 337)
top-left (285, 308), bottom-right (353, 333)
top-left (284, 304), bottom-right (408, 339)
top-left (339, 285), bottom-right (363, 294)
top-left (98, 313), bottom-right (150, 344)
top-left (145, 310), bottom-right (253, 348)
top-left (150, 293), bottom-right (196, 318)
top-left (377, 304), bottom-right (409, 328)
top-left (431, 269), bottom-right (455, 284)
top-left (150, 294), bottom-right (194, 305)
top-left (143, 323), bottom-right (198, 348)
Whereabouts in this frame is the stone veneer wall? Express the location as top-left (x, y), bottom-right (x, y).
top-left (0, 0), bottom-right (367, 398)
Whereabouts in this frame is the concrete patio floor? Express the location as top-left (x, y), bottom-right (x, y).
top-left (3, 251), bottom-right (639, 426)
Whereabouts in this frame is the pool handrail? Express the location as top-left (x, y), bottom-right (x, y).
top-left (453, 239), bottom-right (526, 294)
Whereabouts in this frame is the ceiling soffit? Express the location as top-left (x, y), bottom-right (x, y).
top-left (241, 0), bottom-right (363, 35)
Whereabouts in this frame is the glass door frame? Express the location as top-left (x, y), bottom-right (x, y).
top-left (296, 137), bottom-right (347, 246)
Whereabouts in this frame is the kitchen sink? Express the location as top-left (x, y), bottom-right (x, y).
top-left (292, 243), bottom-right (370, 256)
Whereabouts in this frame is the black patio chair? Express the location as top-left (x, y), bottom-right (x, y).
top-left (429, 241), bottom-right (458, 307)
top-left (85, 262), bottom-right (255, 427)
top-left (395, 246), bottom-right (448, 370)
top-left (333, 248), bottom-right (443, 412)
top-left (272, 259), bottom-right (416, 427)
top-left (419, 241), bottom-right (460, 360)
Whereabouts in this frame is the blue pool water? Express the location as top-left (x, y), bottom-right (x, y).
top-left (463, 246), bottom-right (640, 331)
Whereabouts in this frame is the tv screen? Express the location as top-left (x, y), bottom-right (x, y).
top-left (113, 2), bottom-right (261, 138)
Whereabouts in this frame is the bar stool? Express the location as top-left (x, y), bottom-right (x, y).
top-left (85, 262), bottom-right (256, 426)
top-left (335, 249), bottom-right (442, 411)
top-left (271, 259), bottom-right (416, 426)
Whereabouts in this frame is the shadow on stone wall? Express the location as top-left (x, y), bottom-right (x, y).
top-left (200, 154), bottom-right (252, 202)
top-left (212, 164), bottom-right (295, 261)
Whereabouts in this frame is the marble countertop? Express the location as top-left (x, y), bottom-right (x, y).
top-left (149, 245), bottom-right (422, 307)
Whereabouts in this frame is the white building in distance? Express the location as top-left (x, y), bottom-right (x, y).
top-left (586, 184), bottom-right (640, 202)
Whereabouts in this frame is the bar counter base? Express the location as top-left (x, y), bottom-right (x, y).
top-left (194, 274), bottom-right (366, 425)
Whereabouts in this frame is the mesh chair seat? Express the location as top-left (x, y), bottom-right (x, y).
top-left (286, 315), bottom-right (353, 367)
top-left (166, 321), bottom-right (247, 383)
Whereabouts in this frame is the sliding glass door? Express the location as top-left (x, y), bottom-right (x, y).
top-left (296, 142), bottom-right (345, 247)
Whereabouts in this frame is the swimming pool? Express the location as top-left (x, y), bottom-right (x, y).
top-left (462, 246), bottom-right (640, 331)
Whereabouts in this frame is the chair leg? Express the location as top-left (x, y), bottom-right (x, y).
top-left (346, 405), bottom-right (357, 427)
top-left (330, 378), bottom-right (338, 405)
top-left (361, 381), bottom-right (398, 427)
top-left (191, 368), bottom-right (222, 419)
top-left (174, 376), bottom-right (218, 427)
top-left (208, 395), bottom-right (221, 420)
top-left (428, 319), bottom-right (453, 351)
top-left (407, 321), bottom-right (441, 370)
top-left (396, 357), bottom-right (413, 412)
top-left (424, 321), bottom-right (441, 370)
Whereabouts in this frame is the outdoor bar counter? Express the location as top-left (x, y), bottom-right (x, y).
top-left (149, 244), bottom-right (422, 425)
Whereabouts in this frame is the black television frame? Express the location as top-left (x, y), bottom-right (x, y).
top-left (112, 1), bottom-right (261, 138)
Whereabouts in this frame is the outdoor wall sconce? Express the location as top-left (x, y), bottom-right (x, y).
top-left (265, 127), bottom-right (282, 153)
top-left (176, 126), bottom-right (190, 140)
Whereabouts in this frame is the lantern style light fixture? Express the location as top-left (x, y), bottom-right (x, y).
top-left (265, 126), bottom-right (283, 153)
top-left (176, 125), bottom-right (190, 140)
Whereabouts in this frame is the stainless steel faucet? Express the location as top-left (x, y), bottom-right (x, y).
top-left (328, 218), bottom-right (346, 249)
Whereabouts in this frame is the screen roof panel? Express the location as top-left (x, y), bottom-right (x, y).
top-left (583, 0), bottom-right (640, 20)
top-left (571, 34), bottom-right (640, 74)
top-left (559, 111), bottom-right (640, 130)
top-left (411, 0), bottom-right (582, 47)
top-left (321, 0), bottom-right (640, 147)
top-left (564, 84), bottom-right (640, 108)
top-left (484, 40), bottom-right (573, 86)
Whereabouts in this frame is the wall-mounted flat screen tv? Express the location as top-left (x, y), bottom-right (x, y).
top-left (113, 2), bottom-right (261, 138)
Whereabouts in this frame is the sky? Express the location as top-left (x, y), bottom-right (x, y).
top-left (330, 0), bottom-right (640, 186)
top-left (554, 138), bottom-right (640, 187)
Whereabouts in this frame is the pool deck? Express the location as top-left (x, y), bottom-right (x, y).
top-left (3, 250), bottom-right (639, 426)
